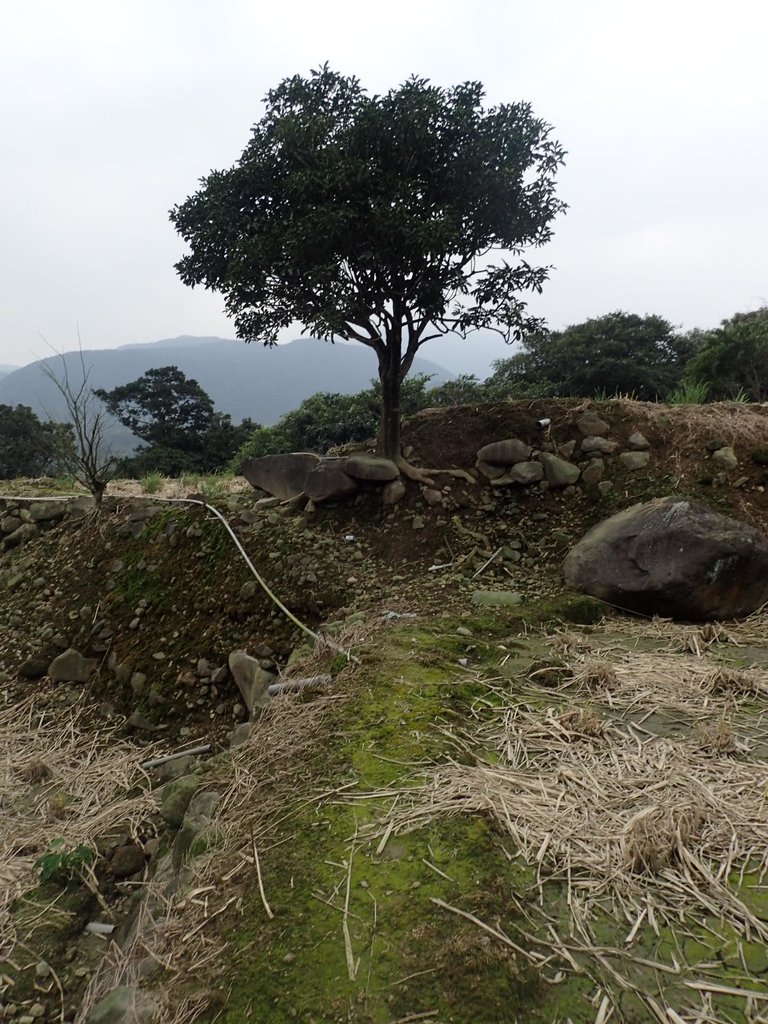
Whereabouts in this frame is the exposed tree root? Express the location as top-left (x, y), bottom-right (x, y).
top-left (395, 457), bottom-right (476, 486)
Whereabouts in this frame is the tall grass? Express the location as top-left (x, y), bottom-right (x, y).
top-left (140, 471), bottom-right (163, 494)
top-left (668, 379), bottom-right (710, 405)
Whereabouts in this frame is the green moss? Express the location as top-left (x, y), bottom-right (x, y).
top-left (210, 624), bottom-right (557, 1024)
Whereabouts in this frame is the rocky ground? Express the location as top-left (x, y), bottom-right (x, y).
top-left (1, 399), bottom-right (768, 1024)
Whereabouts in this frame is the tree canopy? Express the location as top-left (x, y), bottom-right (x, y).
top-left (0, 404), bottom-right (71, 480)
top-left (686, 307), bottom-right (768, 401)
top-left (170, 66), bottom-right (565, 458)
top-left (489, 311), bottom-right (687, 400)
top-left (96, 366), bottom-right (255, 475)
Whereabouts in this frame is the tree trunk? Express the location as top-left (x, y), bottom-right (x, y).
top-left (377, 324), bottom-right (403, 460)
top-left (378, 358), bottom-right (401, 459)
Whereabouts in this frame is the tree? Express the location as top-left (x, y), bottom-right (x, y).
top-left (170, 66), bottom-right (565, 463)
top-left (95, 366), bottom-right (216, 452)
top-left (686, 307), bottom-right (768, 401)
top-left (0, 405), bottom-right (71, 479)
top-left (97, 366), bottom-right (256, 475)
top-left (488, 311), bottom-right (685, 399)
top-left (41, 350), bottom-right (119, 503)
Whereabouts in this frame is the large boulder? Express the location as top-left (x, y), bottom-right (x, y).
top-left (240, 453), bottom-right (319, 500)
top-left (563, 496), bottom-right (768, 620)
top-left (477, 439), bottom-right (532, 466)
top-left (303, 460), bottom-right (359, 503)
top-left (342, 454), bottom-right (400, 482)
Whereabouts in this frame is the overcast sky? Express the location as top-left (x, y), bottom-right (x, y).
top-left (1, 0), bottom-right (766, 370)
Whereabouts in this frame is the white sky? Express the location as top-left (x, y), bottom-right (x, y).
top-left (1, 0), bottom-right (766, 368)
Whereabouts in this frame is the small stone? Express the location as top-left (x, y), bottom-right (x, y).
top-left (580, 436), bottom-right (619, 455)
top-left (238, 580), bottom-right (259, 600)
top-left (422, 487), bottom-right (443, 507)
top-left (626, 431), bottom-right (650, 451)
top-left (597, 480), bottom-right (614, 495)
top-left (538, 452), bottom-right (581, 488)
top-left (382, 479), bottom-right (406, 505)
top-left (581, 459), bottom-right (605, 484)
top-left (456, 626), bottom-right (473, 637)
top-left (411, 515), bottom-right (426, 530)
top-left (152, 651), bottom-right (166, 661)
top-left (619, 451), bottom-right (650, 471)
top-left (108, 843), bottom-right (145, 878)
top-left (47, 648), bottom-right (96, 684)
top-left (576, 411), bottom-right (611, 437)
top-left (35, 962), bottom-right (51, 979)
top-left (712, 446), bottom-right (738, 470)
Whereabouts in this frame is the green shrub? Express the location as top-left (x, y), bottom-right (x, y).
top-left (34, 839), bottom-right (95, 884)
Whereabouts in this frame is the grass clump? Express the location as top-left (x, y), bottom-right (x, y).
top-left (140, 470), bottom-right (163, 494)
top-left (668, 378), bottom-right (710, 404)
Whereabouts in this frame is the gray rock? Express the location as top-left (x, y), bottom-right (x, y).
top-left (238, 580), bottom-right (259, 600)
top-left (1, 515), bottom-right (22, 534)
top-left (422, 487), bottom-right (443, 506)
top-left (3, 522), bottom-right (38, 548)
top-left (254, 496), bottom-right (281, 509)
top-left (241, 452), bottom-right (319, 499)
top-left (556, 440), bottom-right (578, 459)
top-left (576, 411), bottom-right (611, 437)
top-left (580, 436), bottom-right (619, 456)
top-left (303, 460), bottom-right (358, 503)
top-left (538, 452), bottom-right (581, 488)
top-left (382, 479), bottom-right (406, 505)
top-left (126, 712), bottom-right (161, 733)
top-left (85, 985), bottom-right (156, 1023)
top-left (30, 502), bottom-right (67, 523)
top-left (581, 459), bottom-right (605, 485)
top-left (476, 460), bottom-right (510, 481)
top-left (228, 651), bottom-right (277, 714)
top-left (506, 460), bottom-right (544, 485)
top-left (47, 648), bottom-right (96, 683)
top-left (160, 775), bottom-right (200, 829)
top-left (342, 454), bottom-right (400, 482)
top-left (477, 438), bottom-right (532, 466)
top-left (619, 450), bottom-right (650, 471)
top-left (597, 480), bottom-right (614, 495)
top-left (172, 791), bottom-right (221, 869)
top-left (712, 446), bottom-right (738, 470)
top-left (411, 515), bottom-right (426, 530)
top-left (563, 496), bottom-right (768, 620)
top-left (626, 431), bottom-right (650, 451)
top-left (229, 722), bottom-right (257, 748)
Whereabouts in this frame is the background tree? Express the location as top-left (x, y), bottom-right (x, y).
top-left (170, 66), bottom-right (565, 463)
top-left (489, 311), bottom-right (684, 399)
top-left (97, 366), bottom-right (255, 475)
top-left (685, 307), bottom-right (768, 401)
top-left (0, 405), bottom-right (71, 479)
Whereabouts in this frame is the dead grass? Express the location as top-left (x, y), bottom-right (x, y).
top-left (353, 613), bottom-right (768, 1022)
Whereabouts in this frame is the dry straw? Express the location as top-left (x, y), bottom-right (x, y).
top-left (355, 612), bottom-right (768, 1021)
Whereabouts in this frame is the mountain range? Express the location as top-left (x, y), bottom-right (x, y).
top-left (0, 335), bottom-right (479, 454)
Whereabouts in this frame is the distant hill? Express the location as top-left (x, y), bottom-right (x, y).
top-left (0, 336), bottom-right (453, 454)
top-left (0, 365), bottom-right (18, 381)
